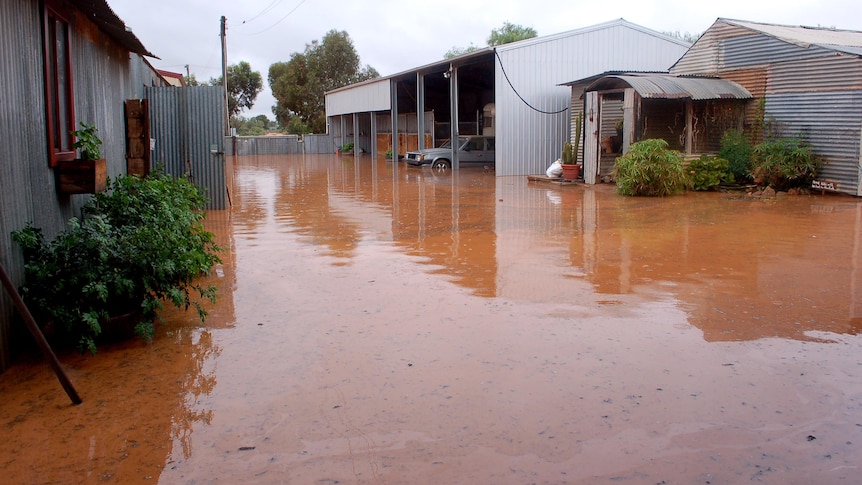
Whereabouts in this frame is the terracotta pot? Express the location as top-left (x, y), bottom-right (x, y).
top-left (561, 163), bottom-right (580, 181)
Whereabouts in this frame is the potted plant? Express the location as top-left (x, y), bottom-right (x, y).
top-left (55, 122), bottom-right (107, 194)
top-left (340, 142), bottom-right (355, 154)
top-left (12, 170), bottom-right (221, 354)
top-left (561, 112), bottom-right (582, 181)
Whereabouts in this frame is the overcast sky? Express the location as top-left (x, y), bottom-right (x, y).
top-left (110, 0), bottom-right (860, 119)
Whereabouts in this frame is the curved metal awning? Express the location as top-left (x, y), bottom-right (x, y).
top-left (585, 73), bottom-right (752, 100)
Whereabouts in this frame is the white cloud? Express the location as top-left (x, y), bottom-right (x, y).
top-left (110, 0), bottom-right (862, 118)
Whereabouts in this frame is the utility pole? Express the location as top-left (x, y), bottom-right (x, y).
top-left (220, 16), bottom-right (229, 136)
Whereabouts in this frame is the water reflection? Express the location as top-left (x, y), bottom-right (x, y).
top-left (241, 154), bottom-right (862, 342)
top-left (0, 207), bottom-right (237, 484)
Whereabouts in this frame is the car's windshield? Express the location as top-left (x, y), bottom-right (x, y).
top-left (438, 137), bottom-right (470, 150)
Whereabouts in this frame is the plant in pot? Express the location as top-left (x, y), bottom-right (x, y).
top-left (55, 122), bottom-right (107, 194)
top-left (12, 170), bottom-right (221, 354)
top-left (560, 112), bottom-right (582, 181)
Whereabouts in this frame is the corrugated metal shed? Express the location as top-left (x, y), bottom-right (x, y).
top-left (494, 19), bottom-right (690, 176)
top-left (671, 18), bottom-right (862, 196)
top-left (724, 19), bottom-right (862, 53)
top-left (326, 78), bottom-right (391, 117)
top-left (146, 86), bottom-right (228, 209)
top-left (1, 0), bottom-right (163, 372)
top-left (71, 0), bottom-right (157, 58)
top-left (584, 74), bottom-right (752, 100)
top-left (325, 19), bottom-right (690, 177)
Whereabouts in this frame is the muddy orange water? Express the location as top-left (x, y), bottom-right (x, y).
top-left (2, 154), bottom-right (862, 484)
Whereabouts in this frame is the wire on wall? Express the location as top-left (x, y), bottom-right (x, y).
top-left (494, 49), bottom-right (569, 115)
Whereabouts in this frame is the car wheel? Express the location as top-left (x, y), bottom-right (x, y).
top-left (431, 159), bottom-right (451, 174)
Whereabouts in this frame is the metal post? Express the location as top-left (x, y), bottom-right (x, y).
top-left (220, 16), bottom-right (229, 136)
top-left (448, 64), bottom-right (459, 169)
top-left (417, 72), bottom-right (425, 151)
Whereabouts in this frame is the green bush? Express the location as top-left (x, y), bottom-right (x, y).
top-left (687, 155), bottom-right (733, 191)
top-left (12, 171), bottom-right (221, 354)
top-left (750, 137), bottom-right (820, 190)
top-left (719, 129), bottom-right (752, 181)
top-left (613, 139), bottom-right (687, 196)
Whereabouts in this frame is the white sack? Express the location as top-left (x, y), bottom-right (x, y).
top-left (546, 160), bottom-right (563, 178)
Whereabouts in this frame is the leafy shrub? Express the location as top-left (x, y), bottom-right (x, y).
top-left (12, 171), bottom-right (221, 354)
top-left (750, 137), bottom-right (820, 190)
top-left (719, 129), bottom-right (752, 181)
top-left (687, 155), bottom-right (733, 191)
top-left (613, 139), bottom-right (687, 196)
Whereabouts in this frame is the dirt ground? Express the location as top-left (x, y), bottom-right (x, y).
top-left (2, 154), bottom-right (861, 484)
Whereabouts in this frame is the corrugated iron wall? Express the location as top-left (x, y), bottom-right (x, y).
top-left (495, 21), bottom-right (690, 176)
top-left (146, 86), bottom-right (227, 209)
top-left (0, 0), bottom-right (45, 372)
top-left (326, 78), bottom-right (391, 116)
top-left (1, 0), bottom-right (163, 372)
top-left (767, 92), bottom-right (862, 194)
top-left (671, 19), bottom-right (862, 195)
top-left (226, 134), bottom-right (334, 155)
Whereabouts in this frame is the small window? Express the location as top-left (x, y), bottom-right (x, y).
top-left (466, 138), bottom-right (483, 151)
top-left (43, 2), bottom-right (76, 165)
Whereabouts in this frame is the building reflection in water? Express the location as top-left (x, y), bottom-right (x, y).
top-left (254, 154), bottom-right (862, 343)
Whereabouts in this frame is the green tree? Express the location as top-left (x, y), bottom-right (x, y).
top-left (184, 73), bottom-right (201, 86)
top-left (444, 22), bottom-right (537, 58)
top-left (269, 30), bottom-right (379, 133)
top-left (487, 21), bottom-right (537, 46)
top-left (209, 61), bottom-right (264, 117)
top-left (662, 30), bottom-right (702, 43)
top-left (232, 114), bottom-right (275, 136)
top-left (444, 43), bottom-right (480, 59)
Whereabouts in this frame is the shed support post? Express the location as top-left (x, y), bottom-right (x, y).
top-left (622, 88), bottom-right (636, 154)
top-left (353, 112), bottom-right (359, 158)
top-left (583, 91), bottom-right (599, 184)
top-left (417, 72), bottom-right (426, 151)
top-left (684, 99), bottom-right (693, 156)
top-left (391, 80), bottom-right (399, 162)
top-left (370, 112), bottom-right (377, 159)
top-left (449, 64), bottom-right (459, 169)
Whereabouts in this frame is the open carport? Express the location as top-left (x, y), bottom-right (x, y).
top-left (325, 19), bottom-right (691, 176)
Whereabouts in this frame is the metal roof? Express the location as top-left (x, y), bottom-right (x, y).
top-left (72, 0), bottom-right (158, 58)
top-left (722, 18), bottom-right (862, 56)
top-left (584, 73), bottom-right (752, 100)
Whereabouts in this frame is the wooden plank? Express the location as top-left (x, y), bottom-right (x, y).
top-left (125, 99), bottom-right (150, 176)
top-left (55, 159), bottom-right (107, 194)
top-left (0, 261), bottom-right (82, 405)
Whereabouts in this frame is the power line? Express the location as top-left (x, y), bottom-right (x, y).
top-left (240, 0), bottom-right (308, 35)
top-left (242, 0), bottom-right (285, 25)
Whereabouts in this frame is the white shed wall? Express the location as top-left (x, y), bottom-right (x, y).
top-left (494, 19), bottom-right (690, 176)
top-left (326, 78), bottom-right (391, 116)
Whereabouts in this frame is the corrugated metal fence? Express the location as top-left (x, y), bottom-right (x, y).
top-left (226, 134), bottom-right (334, 156)
top-left (145, 86), bottom-right (228, 209)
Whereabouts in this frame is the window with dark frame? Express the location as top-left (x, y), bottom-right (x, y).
top-left (43, 2), bottom-right (76, 166)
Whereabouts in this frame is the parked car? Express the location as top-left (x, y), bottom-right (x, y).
top-left (405, 136), bottom-right (495, 173)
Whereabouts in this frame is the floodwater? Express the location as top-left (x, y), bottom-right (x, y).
top-left (2, 154), bottom-right (862, 484)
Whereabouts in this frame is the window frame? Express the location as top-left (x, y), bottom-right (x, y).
top-left (42, 1), bottom-right (77, 166)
